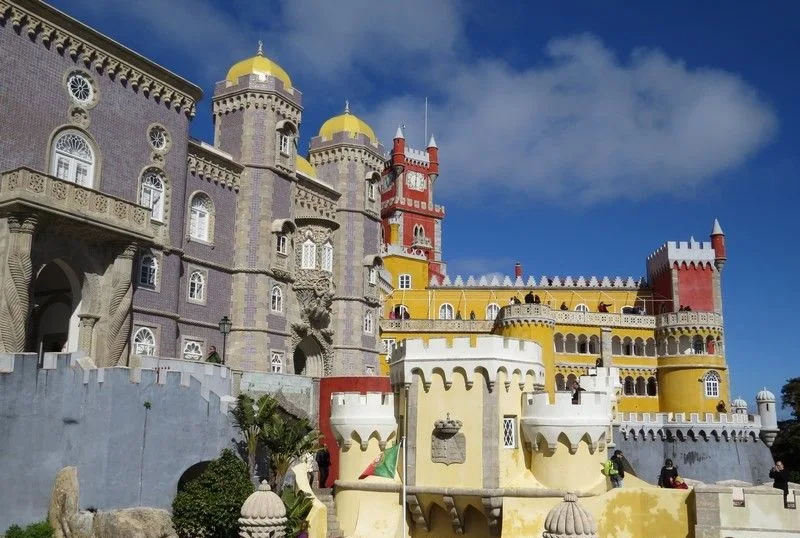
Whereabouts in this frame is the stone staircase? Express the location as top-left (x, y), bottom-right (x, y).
top-left (315, 488), bottom-right (343, 538)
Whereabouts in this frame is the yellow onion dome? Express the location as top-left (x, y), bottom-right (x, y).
top-left (318, 101), bottom-right (377, 143)
top-left (296, 155), bottom-right (317, 178)
top-left (226, 42), bottom-right (292, 89)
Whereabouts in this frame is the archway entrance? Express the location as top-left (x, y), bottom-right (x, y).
top-left (293, 335), bottom-right (324, 377)
top-left (30, 261), bottom-right (81, 353)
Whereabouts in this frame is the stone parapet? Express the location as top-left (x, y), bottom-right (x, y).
top-left (379, 319), bottom-right (494, 333)
top-left (389, 336), bottom-right (544, 390)
top-left (0, 168), bottom-right (155, 242)
top-left (429, 274), bottom-right (645, 289)
top-left (329, 391), bottom-right (396, 449)
top-left (521, 390), bottom-right (610, 453)
top-left (495, 303), bottom-right (659, 329)
top-left (655, 310), bottom-right (724, 332)
top-left (136, 355), bottom-right (233, 402)
top-left (618, 411), bottom-right (762, 442)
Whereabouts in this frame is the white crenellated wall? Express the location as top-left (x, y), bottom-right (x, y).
top-left (647, 238), bottom-right (717, 275)
top-left (329, 391), bottom-right (397, 449)
top-left (389, 336), bottom-right (544, 390)
top-left (521, 390), bottom-right (611, 454)
top-left (618, 411), bottom-right (764, 442)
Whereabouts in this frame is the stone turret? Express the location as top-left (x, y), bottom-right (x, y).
top-left (329, 391), bottom-right (397, 450)
top-left (756, 388), bottom-right (778, 447)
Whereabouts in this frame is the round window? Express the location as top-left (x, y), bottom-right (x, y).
top-left (67, 73), bottom-right (93, 104)
top-left (148, 126), bottom-right (169, 151)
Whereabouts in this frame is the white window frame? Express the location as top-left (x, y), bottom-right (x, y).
top-left (574, 303), bottom-right (589, 313)
top-left (271, 351), bottom-right (284, 373)
top-left (486, 303), bottom-right (500, 320)
top-left (277, 234), bottom-right (288, 256)
top-left (368, 266), bottom-right (378, 286)
top-left (301, 239), bottom-right (316, 269)
top-left (50, 131), bottom-right (95, 188)
top-left (322, 242), bottom-right (333, 272)
top-left (280, 134), bottom-right (291, 156)
top-left (439, 303), bottom-right (454, 320)
top-left (138, 255), bottom-right (158, 290)
top-left (189, 194), bottom-right (212, 242)
top-left (270, 285), bottom-right (283, 313)
top-left (367, 181), bottom-right (377, 201)
top-left (182, 340), bottom-right (204, 361)
top-left (363, 311), bottom-right (374, 334)
top-left (398, 273), bottom-right (411, 290)
top-left (704, 371), bottom-right (721, 398)
top-left (502, 416), bottom-right (517, 448)
top-left (188, 270), bottom-right (205, 303)
top-left (132, 327), bottom-right (156, 356)
top-left (382, 338), bottom-right (397, 355)
top-left (140, 171), bottom-right (165, 222)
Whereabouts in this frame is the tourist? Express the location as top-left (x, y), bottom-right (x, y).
top-left (598, 302), bottom-right (609, 313)
top-left (571, 380), bottom-right (585, 404)
top-left (469, 310), bottom-right (476, 320)
top-left (316, 444), bottom-right (331, 488)
top-left (658, 459), bottom-right (679, 488)
top-left (456, 310), bottom-right (462, 320)
top-left (524, 291), bottom-right (535, 304)
top-left (607, 450), bottom-right (626, 488)
top-left (205, 345), bottom-right (221, 364)
top-left (301, 451), bottom-right (317, 487)
top-left (770, 461), bottom-right (789, 504)
top-left (560, 302), bottom-right (568, 311)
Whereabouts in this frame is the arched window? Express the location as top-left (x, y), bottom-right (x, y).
top-left (188, 271), bottom-right (205, 301)
top-left (439, 303), bottom-right (454, 320)
top-left (624, 376), bottom-right (635, 395)
top-left (589, 335), bottom-right (600, 354)
top-left (566, 374), bottom-right (577, 388)
top-left (486, 303), bottom-right (500, 320)
top-left (189, 193), bottom-right (213, 241)
top-left (577, 335), bottom-right (589, 354)
top-left (138, 255), bottom-right (158, 289)
top-left (634, 338), bottom-right (645, 356)
top-left (574, 304), bottom-right (589, 313)
top-left (565, 334), bottom-right (577, 354)
top-left (693, 335), bottom-right (705, 355)
top-left (704, 371), bottom-right (721, 398)
top-left (140, 170), bottom-right (165, 222)
top-left (50, 131), bottom-right (94, 187)
top-left (271, 352), bottom-right (283, 373)
top-left (622, 337), bottom-right (633, 356)
top-left (647, 377), bottom-right (658, 396)
top-left (555, 373), bottom-right (566, 391)
top-left (413, 225), bottom-right (425, 239)
top-left (368, 266), bottom-right (378, 286)
top-left (322, 242), bottom-right (333, 272)
top-left (270, 285), bottom-right (283, 313)
top-left (398, 274), bottom-right (411, 290)
top-left (276, 234), bottom-right (289, 255)
top-left (363, 311), bottom-right (374, 334)
top-left (133, 327), bottom-right (156, 356)
top-left (554, 333), bottom-right (565, 353)
top-left (645, 338), bottom-right (656, 356)
top-left (301, 239), bottom-right (316, 269)
top-left (393, 304), bottom-right (409, 320)
top-left (183, 340), bottom-right (203, 361)
top-left (635, 376), bottom-right (646, 396)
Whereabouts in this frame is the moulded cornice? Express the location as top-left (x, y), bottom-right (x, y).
top-left (212, 90), bottom-right (302, 121)
top-left (1, 0), bottom-right (201, 117)
top-left (308, 145), bottom-right (384, 169)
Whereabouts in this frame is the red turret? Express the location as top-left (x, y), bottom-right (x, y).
top-left (427, 134), bottom-right (439, 177)
top-left (514, 262), bottom-right (523, 279)
top-left (391, 125), bottom-right (405, 170)
top-left (710, 218), bottom-right (726, 271)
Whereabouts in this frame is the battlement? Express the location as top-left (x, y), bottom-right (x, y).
top-left (390, 336), bottom-right (544, 391)
top-left (329, 391), bottom-right (397, 449)
top-left (429, 274), bottom-right (647, 289)
top-left (381, 243), bottom-right (428, 260)
top-left (618, 412), bottom-right (763, 442)
top-left (521, 390), bottom-right (610, 454)
top-left (647, 238), bottom-right (717, 275)
top-left (404, 146), bottom-right (430, 166)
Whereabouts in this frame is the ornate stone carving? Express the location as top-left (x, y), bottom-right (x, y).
top-left (481, 496), bottom-right (503, 538)
top-left (103, 242), bottom-right (136, 366)
top-left (77, 314), bottom-right (99, 354)
top-left (0, 214), bottom-right (38, 352)
top-left (187, 141), bottom-right (243, 191)
top-left (68, 106), bottom-right (90, 129)
top-left (405, 494), bottom-right (429, 531)
top-left (431, 414), bottom-right (466, 465)
top-left (442, 495), bottom-right (464, 535)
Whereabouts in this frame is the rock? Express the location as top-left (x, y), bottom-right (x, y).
top-left (92, 508), bottom-right (178, 538)
top-left (69, 511), bottom-right (95, 538)
top-left (48, 466), bottom-right (80, 538)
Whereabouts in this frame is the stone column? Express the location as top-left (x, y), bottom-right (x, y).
top-left (600, 327), bottom-right (613, 365)
top-left (77, 314), bottom-right (99, 357)
top-left (0, 214), bottom-right (38, 352)
top-left (102, 242), bottom-right (136, 366)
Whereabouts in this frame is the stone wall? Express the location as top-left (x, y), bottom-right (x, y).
top-left (0, 352), bottom-right (238, 531)
top-left (612, 424), bottom-right (775, 486)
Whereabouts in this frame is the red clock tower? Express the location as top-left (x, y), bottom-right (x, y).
top-left (380, 126), bottom-right (445, 279)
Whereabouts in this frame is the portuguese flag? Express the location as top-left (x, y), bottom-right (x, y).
top-left (358, 443), bottom-right (400, 479)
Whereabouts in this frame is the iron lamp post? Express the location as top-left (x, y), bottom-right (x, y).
top-left (218, 315), bottom-right (232, 365)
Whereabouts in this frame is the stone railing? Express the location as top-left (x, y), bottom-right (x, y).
top-left (655, 311), bottom-right (723, 331)
top-left (495, 303), bottom-right (658, 329)
top-left (411, 236), bottom-right (433, 248)
top-left (380, 319), bottom-right (494, 333)
top-left (0, 168), bottom-right (155, 241)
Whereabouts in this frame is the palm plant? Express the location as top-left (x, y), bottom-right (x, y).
top-left (262, 413), bottom-right (320, 494)
top-left (230, 393), bottom-right (278, 484)
top-left (281, 488), bottom-right (314, 537)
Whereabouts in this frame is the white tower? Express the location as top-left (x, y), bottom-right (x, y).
top-left (756, 388), bottom-right (778, 447)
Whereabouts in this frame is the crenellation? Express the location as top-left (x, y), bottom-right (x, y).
top-left (329, 390), bottom-right (396, 449)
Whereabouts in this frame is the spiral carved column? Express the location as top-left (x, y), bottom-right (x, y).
top-left (0, 214), bottom-right (38, 352)
top-left (103, 242), bottom-right (136, 366)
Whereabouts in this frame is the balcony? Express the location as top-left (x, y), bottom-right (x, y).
top-left (0, 168), bottom-right (155, 241)
top-left (655, 311), bottom-right (723, 331)
top-left (497, 303), bottom-right (657, 329)
top-left (379, 318), bottom-right (494, 333)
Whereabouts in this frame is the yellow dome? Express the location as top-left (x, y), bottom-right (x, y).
top-left (318, 102), bottom-right (377, 144)
top-left (226, 42), bottom-right (292, 89)
top-left (295, 155), bottom-right (316, 178)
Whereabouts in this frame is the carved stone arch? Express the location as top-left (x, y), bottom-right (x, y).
top-left (45, 125), bottom-right (103, 189)
top-left (271, 218), bottom-right (297, 234)
top-left (411, 367), bottom-right (430, 391)
top-left (710, 430), bottom-right (720, 441)
top-left (431, 366), bottom-right (449, 389)
top-left (275, 118), bottom-right (298, 136)
top-left (364, 170), bottom-right (381, 183)
top-left (473, 366), bottom-right (491, 391)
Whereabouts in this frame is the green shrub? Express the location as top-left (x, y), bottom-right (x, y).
top-left (5, 521), bottom-right (54, 538)
top-left (281, 488), bottom-right (313, 538)
top-left (172, 449), bottom-right (254, 538)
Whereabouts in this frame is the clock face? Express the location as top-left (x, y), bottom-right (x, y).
top-left (405, 171), bottom-right (426, 191)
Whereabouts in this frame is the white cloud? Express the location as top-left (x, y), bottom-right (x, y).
top-left (367, 35), bottom-right (778, 203)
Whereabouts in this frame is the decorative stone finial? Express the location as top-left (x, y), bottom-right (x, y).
top-left (542, 491), bottom-right (598, 538)
top-left (257, 40), bottom-right (263, 56)
top-left (344, 100), bottom-right (350, 114)
top-left (239, 480), bottom-right (287, 538)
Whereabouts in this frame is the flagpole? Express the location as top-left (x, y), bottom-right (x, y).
top-left (402, 383), bottom-right (409, 538)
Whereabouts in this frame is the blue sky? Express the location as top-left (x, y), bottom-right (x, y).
top-left (52, 0), bottom-right (799, 416)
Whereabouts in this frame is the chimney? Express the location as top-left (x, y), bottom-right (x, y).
top-left (514, 262), bottom-right (523, 278)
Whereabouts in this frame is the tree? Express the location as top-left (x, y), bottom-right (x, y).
top-left (781, 377), bottom-right (800, 419)
top-left (172, 449), bottom-right (254, 538)
top-left (230, 393), bottom-right (278, 484)
top-left (262, 410), bottom-right (320, 494)
top-left (4, 522), bottom-right (53, 538)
